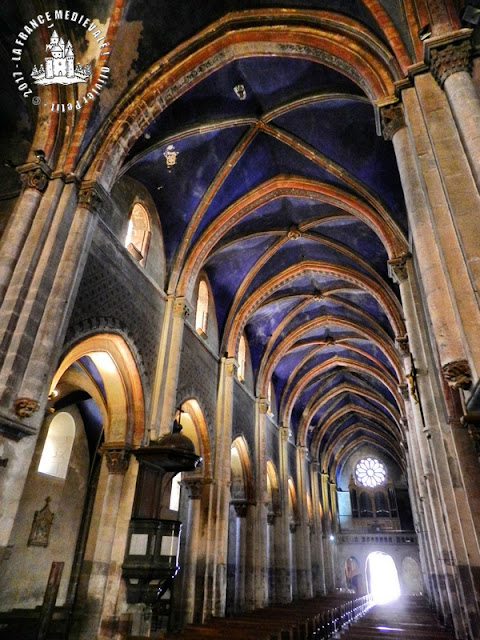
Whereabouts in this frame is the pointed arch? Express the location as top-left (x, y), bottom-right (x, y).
top-left (51, 334), bottom-right (145, 446)
top-left (231, 435), bottom-right (254, 502)
top-left (80, 10), bottom-right (404, 186)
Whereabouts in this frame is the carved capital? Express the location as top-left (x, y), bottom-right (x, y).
top-left (298, 445), bottom-right (310, 462)
top-left (380, 103), bottom-right (405, 141)
top-left (395, 335), bottom-right (410, 357)
top-left (101, 443), bottom-right (132, 474)
top-left (258, 398), bottom-right (269, 414)
top-left (388, 252), bottom-right (411, 284)
top-left (14, 397), bottom-right (40, 419)
top-left (442, 359), bottom-right (472, 390)
top-left (429, 39), bottom-right (472, 87)
top-left (19, 167), bottom-right (49, 193)
top-left (280, 425), bottom-right (290, 442)
top-left (233, 501), bottom-right (248, 518)
top-left (181, 477), bottom-right (205, 499)
top-left (78, 181), bottom-right (107, 215)
top-left (173, 298), bottom-right (191, 319)
top-left (225, 358), bottom-right (238, 377)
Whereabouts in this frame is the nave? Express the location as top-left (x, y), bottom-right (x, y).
top-left (165, 595), bottom-right (456, 640)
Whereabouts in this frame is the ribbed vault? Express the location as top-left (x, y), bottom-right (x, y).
top-left (105, 9), bottom-right (410, 480)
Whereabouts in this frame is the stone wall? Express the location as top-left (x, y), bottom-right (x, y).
top-left (0, 406), bottom-right (89, 610)
top-left (176, 325), bottom-right (218, 444)
top-left (66, 224), bottom-right (165, 399)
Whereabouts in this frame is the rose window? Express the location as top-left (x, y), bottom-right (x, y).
top-left (355, 458), bottom-right (386, 488)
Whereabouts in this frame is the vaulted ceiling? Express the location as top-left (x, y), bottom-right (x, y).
top-left (2, 0), bottom-right (468, 479)
top-left (118, 12), bottom-right (411, 478)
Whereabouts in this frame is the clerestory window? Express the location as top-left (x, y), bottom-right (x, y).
top-left (125, 202), bottom-right (150, 263)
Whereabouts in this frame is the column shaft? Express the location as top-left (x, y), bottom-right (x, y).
top-left (277, 426), bottom-right (292, 602)
top-left (203, 357), bottom-right (236, 617)
top-left (310, 463), bottom-right (326, 595)
top-left (149, 297), bottom-right (191, 439)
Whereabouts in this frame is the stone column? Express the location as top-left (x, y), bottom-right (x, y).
top-left (277, 425), bottom-right (292, 603)
top-left (233, 501), bottom-right (248, 613)
top-left (404, 425), bottom-right (439, 608)
top-left (77, 444), bottom-right (133, 640)
top-left (0, 162), bottom-right (50, 303)
top-left (382, 103), bottom-right (473, 389)
top-left (386, 241), bottom-right (478, 636)
top-left (0, 177), bottom-right (99, 434)
top-left (296, 445), bottom-right (313, 598)
top-left (320, 471), bottom-right (334, 591)
top-left (149, 296), bottom-right (192, 439)
top-left (18, 182), bottom-right (100, 404)
top-left (426, 32), bottom-right (480, 191)
top-left (266, 512), bottom-right (275, 603)
top-left (399, 69), bottom-right (480, 381)
top-left (203, 357), bottom-right (236, 618)
top-left (244, 502), bottom-right (256, 612)
top-left (310, 462), bottom-right (326, 595)
top-left (401, 378), bottom-right (446, 617)
top-left (0, 179), bottom-right (100, 566)
top-left (179, 477), bottom-right (205, 624)
top-left (253, 398), bottom-right (268, 608)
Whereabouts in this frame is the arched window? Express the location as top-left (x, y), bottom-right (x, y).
top-left (38, 412), bottom-right (75, 479)
top-left (196, 280), bottom-right (209, 335)
top-left (125, 202), bottom-right (150, 263)
top-left (355, 457), bottom-right (386, 488)
top-left (267, 380), bottom-right (274, 415)
top-left (238, 335), bottom-right (246, 381)
top-left (169, 472), bottom-right (182, 511)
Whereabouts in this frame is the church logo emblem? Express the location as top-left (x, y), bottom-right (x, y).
top-left (11, 10), bottom-right (110, 111)
top-left (31, 30), bottom-right (91, 86)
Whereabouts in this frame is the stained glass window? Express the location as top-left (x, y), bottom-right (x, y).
top-left (355, 457), bottom-right (386, 488)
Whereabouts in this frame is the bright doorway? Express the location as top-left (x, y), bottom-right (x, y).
top-left (366, 552), bottom-right (401, 604)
